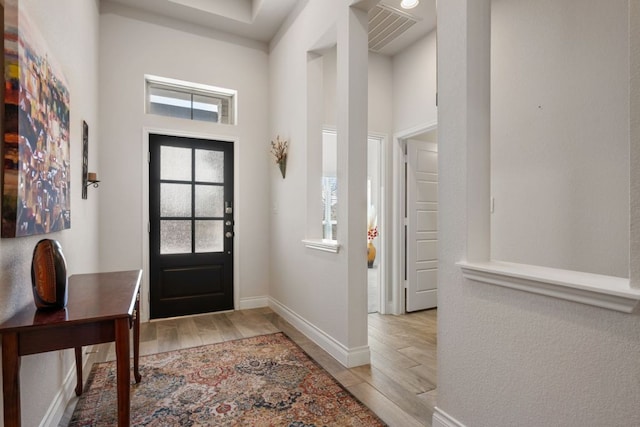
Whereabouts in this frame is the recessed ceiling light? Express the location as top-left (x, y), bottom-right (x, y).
top-left (400, 0), bottom-right (419, 9)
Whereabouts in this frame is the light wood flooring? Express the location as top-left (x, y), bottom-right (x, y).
top-left (60, 307), bottom-right (437, 427)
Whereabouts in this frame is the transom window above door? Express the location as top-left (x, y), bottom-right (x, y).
top-left (145, 75), bottom-right (236, 125)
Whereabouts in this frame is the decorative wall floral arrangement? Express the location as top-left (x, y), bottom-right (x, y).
top-left (270, 135), bottom-right (288, 178)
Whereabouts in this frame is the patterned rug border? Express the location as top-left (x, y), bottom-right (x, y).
top-left (265, 333), bottom-right (388, 426)
top-left (79, 331), bottom-right (388, 426)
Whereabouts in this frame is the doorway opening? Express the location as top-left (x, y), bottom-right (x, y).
top-left (392, 124), bottom-right (438, 314)
top-left (367, 135), bottom-right (383, 313)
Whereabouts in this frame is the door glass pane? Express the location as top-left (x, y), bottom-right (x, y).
top-left (195, 185), bottom-right (223, 217)
top-left (161, 183), bottom-right (192, 217)
top-left (161, 146), bottom-right (192, 181)
top-left (161, 220), bottom-right (192, 254)
top-left (195, 220), bottom-right (223, 253)
top-left (195, 149), bottom-right (224, 183)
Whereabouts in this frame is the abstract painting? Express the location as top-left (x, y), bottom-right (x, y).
top-left (2, 0), bottom-right (71, 237)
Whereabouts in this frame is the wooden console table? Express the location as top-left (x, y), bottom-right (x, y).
top-left (0, 270), bottom-right (142, 427)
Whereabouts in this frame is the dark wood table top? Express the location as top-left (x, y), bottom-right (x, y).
top-left (0, 270), bottom-right (142, 333)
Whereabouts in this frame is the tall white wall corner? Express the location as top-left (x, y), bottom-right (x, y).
top-left (432, 407), bottom-right (467, 427)
top-left (629, 0), bottom-right (640, 289)
top-left (339, 4), bottom-right (369, 351)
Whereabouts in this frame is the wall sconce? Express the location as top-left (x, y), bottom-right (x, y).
top-left (82, 172), bottom-right (100, 199)
top-left (80, 121), bottom-right (100, 199)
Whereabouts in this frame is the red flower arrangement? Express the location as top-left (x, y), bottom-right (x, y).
top-left (367, 226), bottom-right (378, 243)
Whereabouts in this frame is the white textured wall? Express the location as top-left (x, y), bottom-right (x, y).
top-left (437, 0), bottom-right (640, 426)
top-left (323, 46), bottom-right (338, 128)
top-left (322, 49), bottom-right (393, 136)
top-left (393, 31), bottom-right (437, 132)
top-left (269, 0), bottom-right (369, 354)
top-left (0, 1), bottom-right (100, 425)
top-left (632, 0), bottom-right (640, 288)
top-left (368, 52), bottom-right (392, 136)
top-left (98, 6), bottom-right (270, 313)
top-left (491, 0), bottom-right (629, 277)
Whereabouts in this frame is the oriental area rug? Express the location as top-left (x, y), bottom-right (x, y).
top-left (69, 332), bottom-right (386, 426)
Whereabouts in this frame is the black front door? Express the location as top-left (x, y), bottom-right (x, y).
top-left (149, 134), bottom-right (234, 319)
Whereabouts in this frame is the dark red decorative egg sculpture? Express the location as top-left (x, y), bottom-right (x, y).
top-left (31, 239), bottom-right (68, 309)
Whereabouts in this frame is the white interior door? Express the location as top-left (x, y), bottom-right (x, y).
top-left (406, 140), bottom-right (438, 312)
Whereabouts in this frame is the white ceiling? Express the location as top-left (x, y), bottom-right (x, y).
top-left (101, 0), bottom-right (436, 56)
top-left (102, 0), bottom-right (300, 43)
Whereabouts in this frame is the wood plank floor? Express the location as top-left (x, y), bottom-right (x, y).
top-left (60, 308), bottom-right (437, 427)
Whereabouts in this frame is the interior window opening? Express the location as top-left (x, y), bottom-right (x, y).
top-left (322, 129), bottom-right (337, 241)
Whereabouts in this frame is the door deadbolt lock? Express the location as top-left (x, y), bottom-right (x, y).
top-left (225, 231), bottom-right (234, 238)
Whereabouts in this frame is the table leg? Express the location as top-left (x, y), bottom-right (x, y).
top-left (133, 296), bottom-right (141, 383)
top-left (115, 318), bottom-right (130, 427)
top-left (2, 332), bottom-right (21, 427)
top-left (74, 347), bottom-right (83, 396)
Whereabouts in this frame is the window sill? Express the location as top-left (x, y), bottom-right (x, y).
top-left (302, 239), bottom-right (341, 253)
top-left (457, 260), bottom-right (640, 313)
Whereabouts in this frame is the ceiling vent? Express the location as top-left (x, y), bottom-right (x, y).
top-left (368, 4), bottom-right (418, 53)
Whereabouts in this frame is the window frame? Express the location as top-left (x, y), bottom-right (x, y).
top-left (145, 75), bottom-right (236, 125)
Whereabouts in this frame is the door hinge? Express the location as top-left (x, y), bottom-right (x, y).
top-left (403, 217), bottom-right (408, 226)
top-left (147, 222), bottom-right (150, 233)
top-left (404, 280), bottom-right (408, 289)
top-left (404, 154), bottom-right (408, 163)
top-left (147, 151), bottom-right (150, 163)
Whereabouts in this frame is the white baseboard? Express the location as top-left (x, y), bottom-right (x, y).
top-left (39, 346), bottom-right (102, 427)
top-left (38, 359), bottom-right (76, 427)
top-left (268, 297), bottom-right (370, 368)
top-left (238, 296), bottom-right (269, 310)
top-left (433, 407), bottom-right (466, 427)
